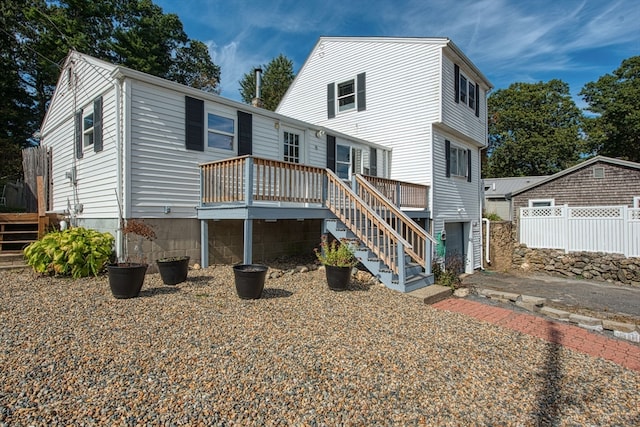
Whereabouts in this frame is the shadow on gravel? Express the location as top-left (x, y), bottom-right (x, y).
top-left (139, 286), bottom-right (180, 298)
top-left (534, 323), bottom-right (562, 425)
top-left (185, 275), bottom-right (215, 284)
top-left (261, 288), bottom-right (293, 299)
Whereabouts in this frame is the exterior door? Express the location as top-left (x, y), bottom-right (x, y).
top-left (444, 222), bottom-right (465, 273)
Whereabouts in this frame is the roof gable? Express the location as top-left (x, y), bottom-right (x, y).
top-left (510, 156), bottom-right (640, 197)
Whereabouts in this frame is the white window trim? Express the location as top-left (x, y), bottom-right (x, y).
top-left (633, 197), bottom-right (640, 208)
top-left (449, 144), bottom-right (468, 178)
top-left (528, 199), bottom-right (555, 207)
top-left (83, 105), bottom-right (94, 147)
top-left (336, 77), bottom-right (357, 114)
top-left (206, 110), bottom-right (236, 152)
top-left (282, 126), bottom-right (304, 163)
top-left (458, 71), bottom-right (477, 112)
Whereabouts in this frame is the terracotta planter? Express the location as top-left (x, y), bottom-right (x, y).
top-left (325, 265), bottom-right (351, 291)
top-left (107, 263), bottom-right (147, 299)
top-left (233, 264), bottom-right (267, 299)
top-left (156, 256), bottom-right (190, 285)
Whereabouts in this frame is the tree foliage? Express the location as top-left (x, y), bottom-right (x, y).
top-left (485, 79), bottom-right (585, 177)
top-left (1, 0), bottom-right (221, 180)
top-left (239, 54), bottom-right (295, 111)
top-left (580, 56), bottom-right (640, 162)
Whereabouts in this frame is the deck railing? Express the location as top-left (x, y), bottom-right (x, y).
top-left (325, 170), bottom-right (411, 275)
top-left (361, 175), bottom-right (429, 210)
top-left (354, 175), bottom-right (436, 268)
top-left (200, 156), bottom-right (325, 205)
top-left (200, 156), bottom-right (433, 276)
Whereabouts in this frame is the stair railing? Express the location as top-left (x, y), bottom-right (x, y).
top-left (355, 175), bottom-right (436, 271)
top-left (325, 169), bottom-right (412, 277)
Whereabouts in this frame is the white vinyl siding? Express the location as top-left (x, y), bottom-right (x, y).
top-left (442, 54), bottom-right (487, 143)
top-left (278, 38), bottom-right (443, 186)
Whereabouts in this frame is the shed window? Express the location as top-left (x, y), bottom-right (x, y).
top-left (529, 199), bottom-right (555, 207)
top-left (207, 113), bottom-right (234, 150)
top-left (593, 167), bottom-right (605, 178)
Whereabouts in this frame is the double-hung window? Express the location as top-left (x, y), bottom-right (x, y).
top-left (337, 79), bottom-right (355, 112)
top-left (83, 108), bottom-right (94, 147)
top-left (207, 113), bottom-right (234, 150)
top-left (468, 81), bottom-right (476, 110)
top-left (450, 146), bottom-right (468, 177)
top-left (454, 64), bottom-right (480, 117)
top-left (459, 75), bottom-right (468, 105)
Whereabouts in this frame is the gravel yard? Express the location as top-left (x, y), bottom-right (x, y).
top-left (1, 263), bottom-right (639, 426)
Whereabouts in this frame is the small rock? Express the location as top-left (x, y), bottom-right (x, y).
top-left (453, 288), bottom-right (469, 298)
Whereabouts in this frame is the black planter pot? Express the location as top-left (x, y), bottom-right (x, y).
top-left (156, 256), bottom-right (190, 285)
top-left (233, 264), bottom-right (268, 299)
top-left (107, 263), bottom-right (148, 299)
top-left (325, 265), bottom-right (351, 291)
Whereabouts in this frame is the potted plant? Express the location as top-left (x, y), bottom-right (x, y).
top-left (156, 256), bottom-right (190, 285)
top-left (314, 238), bottom-right (358, 291)
top-left (232, 264), bottom-right (268, 299)
top-left (107, 218), bottom-right (156, 299)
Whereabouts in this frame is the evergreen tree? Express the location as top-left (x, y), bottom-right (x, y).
top-left (239, 54), bottom-right (295, 111)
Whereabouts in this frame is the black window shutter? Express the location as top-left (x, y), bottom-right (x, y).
top-left (369, 147), bottom-right (377, 176)
top-left (75, 109), bottom-right (83, 159)
top-left (93, 96), bottom-right (103, 152)
top-left (445, 139), bottom-right (451, 177)
top-left (237, 111), bottom-right (252, 155)
top-left (185, 96), bottom-right (204, 151)
top-left (357, 72), bottom-right (366, 111)
top-left (454, 64), bottom-right (460, 104)
top-left (467, 149), bottom-right (472, 182)
top-left (326, 134), bottom-right (336, 171)
top-left (475, 84), bottom-right (480, 117)
top-left (327, 83), bottom-right (335, 119)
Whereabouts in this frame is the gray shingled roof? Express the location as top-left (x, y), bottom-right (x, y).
top-left (483, 176), bottom-right (549, 198)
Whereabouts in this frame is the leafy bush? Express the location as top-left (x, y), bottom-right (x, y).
top-left (24, 227), bottom-right (115, 278)
top-left (482, 211), bottom-right (502, 221)
top-left (432, 253), bottom-right (465, 289)
top-left (314, 239), bottom-right (358, 267)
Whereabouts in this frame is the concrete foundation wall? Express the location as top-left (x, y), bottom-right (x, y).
top-left (208, 219), bottom-right (323, 265)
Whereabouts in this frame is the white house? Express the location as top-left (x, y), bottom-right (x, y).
top-left (39, 51), bottom-right (437, 292)
top-left (277, 37), bottom-right (493, 273)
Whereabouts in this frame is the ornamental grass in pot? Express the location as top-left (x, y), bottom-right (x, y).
top-left (314, 238), bottom-right (358, 291)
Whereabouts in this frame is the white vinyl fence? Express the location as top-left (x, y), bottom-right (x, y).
top-left (519, 205), bottom-right (640, 257)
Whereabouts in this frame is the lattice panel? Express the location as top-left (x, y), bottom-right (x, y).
top-left (521, 207), bottom-right (563, 217)
top-left (630, 209), bottom-right (640, 221)
top-left (569, 206), bottom-right (622, 218)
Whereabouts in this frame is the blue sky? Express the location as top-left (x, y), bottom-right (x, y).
top-left (155, 0), bottom-right (639, 109)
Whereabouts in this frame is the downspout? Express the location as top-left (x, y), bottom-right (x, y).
top-left (482, 218), bottom-right (491, 266)
top-left (114, 75), bottom-right (123, 260)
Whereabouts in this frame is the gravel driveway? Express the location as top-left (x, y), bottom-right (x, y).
top-left (1, 264), bottom-right (638, 426)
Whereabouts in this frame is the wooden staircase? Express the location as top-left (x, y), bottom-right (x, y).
top-left (324, 171), bottom-right (436, 293)
top-left (0, 213), bottom-right (47, 269)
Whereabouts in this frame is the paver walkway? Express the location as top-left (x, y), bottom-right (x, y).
top-left (433, 298), bottom-right (640, 372)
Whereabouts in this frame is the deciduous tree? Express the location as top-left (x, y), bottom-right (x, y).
top-left (485, 79), bottom-right (585, 177)
top-left (580, 56), bottom-right (640, 162)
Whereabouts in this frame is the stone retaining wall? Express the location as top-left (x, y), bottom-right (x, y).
top-left (511, 244), bottom-right (640, 287)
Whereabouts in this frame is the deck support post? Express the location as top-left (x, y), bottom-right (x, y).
top-left (200, 219), bottom-right (209, 268)
top-left (243, 218), bottom-right (253, 264)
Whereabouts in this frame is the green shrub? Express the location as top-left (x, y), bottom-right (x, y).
top-left (482, 211), bottom-right (502, 221)
top-left (432, 253), bottom-right (464, 289)
top-left (24, 227), bottom-right (115, 278)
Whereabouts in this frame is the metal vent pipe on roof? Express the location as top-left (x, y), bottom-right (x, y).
top-left (252, 68), bottom-right (263, 108)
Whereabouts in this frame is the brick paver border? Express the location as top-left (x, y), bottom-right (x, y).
top-left (432, 298), bottom-right (640, 372)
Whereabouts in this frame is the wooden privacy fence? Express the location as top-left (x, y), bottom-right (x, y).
top-left (519, 205), bottom-right (640, 257)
